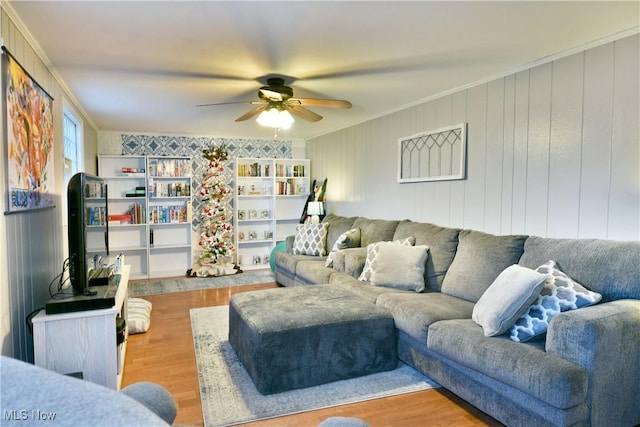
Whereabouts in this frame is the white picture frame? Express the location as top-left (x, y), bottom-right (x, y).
top-left (397, 123), bottom-right (467, 183)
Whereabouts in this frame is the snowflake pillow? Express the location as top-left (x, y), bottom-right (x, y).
top-left (509, 260), bottom-right (602, 342)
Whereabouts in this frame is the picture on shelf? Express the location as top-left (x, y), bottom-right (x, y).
top-left (249, 209), bottom-right (257, 219)
top-left (261, 209), bottom-right (270, 219)
top-left (238, 210), bottom-right (246, 220)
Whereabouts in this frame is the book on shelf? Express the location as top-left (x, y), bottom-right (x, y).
top-left (276, 179), bottom-right (306, 195)
top-left (86, 182), bottom-right (107, 198)
top-left (86, 207), bottom-right (107, 226)
top-left (148, 158), bottom-right (191, 178)
top-left (148, 180), bottom-right (191, 198)
top-left (148, 204), bottom-right (188, 224)
top-left (275, 163), bottom-right (306, 177)
top-left (238, 162), bottom-right (268, 177)
top-left (108, 214), bottom-right (132, 225)
top-left (128, 202), bottom-right (145, 224)
top-left (120, 167), bottom-right (145, 177)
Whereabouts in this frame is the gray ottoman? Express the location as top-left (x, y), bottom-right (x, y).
top-left (229, 285), bottom-right (397, 395)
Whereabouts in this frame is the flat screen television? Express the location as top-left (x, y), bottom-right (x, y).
top-left (67, 172), bottom-right (109, 295)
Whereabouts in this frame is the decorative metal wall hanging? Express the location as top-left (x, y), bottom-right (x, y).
top-left (397, 123), bottom-right (467, 183)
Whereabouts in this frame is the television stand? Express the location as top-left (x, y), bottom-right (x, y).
top-left (32, 265), bottom-right (130, 390)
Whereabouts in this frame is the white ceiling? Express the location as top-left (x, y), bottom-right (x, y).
top-left (6, 1), bottom-right (639, 140)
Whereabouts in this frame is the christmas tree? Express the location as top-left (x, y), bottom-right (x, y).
top-left (189, 145), bottom-right (238, 277)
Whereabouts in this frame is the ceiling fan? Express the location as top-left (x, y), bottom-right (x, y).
top-left (197, 77), bottom-right (352, 128)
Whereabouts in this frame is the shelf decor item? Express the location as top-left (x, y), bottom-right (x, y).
top-left (189, 144), bottom-right (238, 277)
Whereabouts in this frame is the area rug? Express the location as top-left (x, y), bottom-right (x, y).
top-left (191, 305), bottom-right (439, 427)
top-left (129, 270), bottom-right (275, 296)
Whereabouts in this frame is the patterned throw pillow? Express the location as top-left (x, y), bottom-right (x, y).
top-left (292, 223), bottom-right (330, 256)
top-left (127, 298), bottom-right (152, 334)
top-left (358, 236), bottom-right (416, 281)
top-left (325, 228), bottom-right (361, 267)
top-left (509, 260), bottom-right (602, 342)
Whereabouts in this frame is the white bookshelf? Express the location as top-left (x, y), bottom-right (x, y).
top-left (234, 158), bottom-right (310, 270)
top-left (98, 155), bottom-right (192, 279)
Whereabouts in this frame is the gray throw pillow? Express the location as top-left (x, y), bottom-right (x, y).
top-left (368, 243), bottom-right (430, 292)
top-left (441, 230), bottom-right (528, 302)
top-left (325, 228), bottom-right (361, 267)
top-left (472, 264), bottom-right (548, 337)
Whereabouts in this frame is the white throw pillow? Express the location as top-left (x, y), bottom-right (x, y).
top-left (325, 228), bottom-right (361, 267)
top-left (127, 298), bottom-right (152, 334)
top-left (358, 236), bottom-right (416, 282)
top-left (369, 243), bottom-right (429, 292)
top-left (472, 265), bottom-right (548, 337)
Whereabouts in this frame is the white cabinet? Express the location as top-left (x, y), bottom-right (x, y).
top-left (98, 155), bottom-right (192, 279)
top-left (32, 266), bottom-right (130, 390)
top-left (234, 158), bottom-right (309, 270)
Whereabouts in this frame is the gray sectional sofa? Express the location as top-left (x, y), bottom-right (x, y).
top-left (274, 214), bottom-right (640, 427)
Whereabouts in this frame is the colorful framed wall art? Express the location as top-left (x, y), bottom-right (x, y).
top-left (2, 47), bottom-right (55, 213)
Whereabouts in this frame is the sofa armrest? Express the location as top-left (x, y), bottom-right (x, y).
top-left (546, 299), bottom-right (640, 427)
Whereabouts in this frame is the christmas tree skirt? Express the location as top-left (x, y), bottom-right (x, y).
top-left (188, 261), bottom-right (240, 277)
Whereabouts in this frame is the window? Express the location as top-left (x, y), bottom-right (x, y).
top-left (63, 104), bottom-right (83, 186)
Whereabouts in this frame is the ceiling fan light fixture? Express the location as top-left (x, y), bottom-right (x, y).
top-left (257, 107), bottom-right (294, 130)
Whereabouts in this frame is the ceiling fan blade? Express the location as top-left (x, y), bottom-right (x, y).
top-left (197, 100), bottom-right (251, 107)
top-left (292, 98), bottom-right (352, 109)
top-left (235, 105), bottom-right (267, 122)
top-left (197, 100), bottom-right (265, 107)
top-left (288, 105), bottom-right (323, 122)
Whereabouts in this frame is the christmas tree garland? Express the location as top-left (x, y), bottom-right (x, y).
top-left (188, 144), bottom-right (239, 277)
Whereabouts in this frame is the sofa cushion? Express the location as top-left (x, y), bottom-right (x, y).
top-left (293, 222), bottom-right (329, 256)
top-left (472, 265), bottom-right (548, 337)
top-left (326, 228), bottom-right (361, 267)
top-left (393, 221), bottom-right (461, 291)
top-left (322, 214), bottom-right (359, 250)
top-left (352, 217), bottom-right (400, 247)
top-left (377, 293), bottom-right (475, 343)
top-left (441, 230), bottom-right (528, 303)
top-left (509, 260), bottom-right (602, 342)
top-left (329, 273), bottom-right (407, 304)
top-left (276, 251), bottom-right (321, 275)
top-left (368, 243), bottom-right (429, 292)
top-left (295, 260), bottom-right (336, 285)
top-left (358, 237), bottom-right (415, 282)
top-left (518, 236), bottom-right (640, 302)
top-left (427, 319), bottom-right (588, 409)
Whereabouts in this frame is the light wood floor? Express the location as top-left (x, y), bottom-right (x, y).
top-left (122, 280), bottom-right (502, 427)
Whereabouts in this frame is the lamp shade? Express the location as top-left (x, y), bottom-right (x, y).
top-left (307, 201), bottom-right (324, 216)
top-left (257, 107), bottom-right (294, 129)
